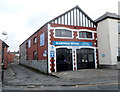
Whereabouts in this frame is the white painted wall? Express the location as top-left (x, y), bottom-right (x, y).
top-left (108, 19), bottom-right (118, 64)
top-left (97, 18), bottom-right (118, 65)
top-left (118, 1), bottom-right (120, 56)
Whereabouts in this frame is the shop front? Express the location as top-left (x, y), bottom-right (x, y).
top-left (48, 38), bottom-right (97, 73)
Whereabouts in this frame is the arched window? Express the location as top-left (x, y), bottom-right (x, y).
top-left (33, 51), bottom-right (37, 60)
top-left (55, 29), bottom-right (72, 37)
top-left (79, 31), bottom-right (92, 38)
top-left (33, 37), bottom-right (37, 44)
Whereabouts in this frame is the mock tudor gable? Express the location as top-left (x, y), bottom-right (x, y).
top-left (49, 6), bottom-right (96, 28)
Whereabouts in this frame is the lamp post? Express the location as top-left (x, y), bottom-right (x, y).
top-left (1, 31), bottom-right (8, 82)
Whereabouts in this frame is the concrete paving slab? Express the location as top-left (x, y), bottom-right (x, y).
top-left (51, 69), bottom-right (118, 79)
top-left (4, 66), bottom-right (15, 77)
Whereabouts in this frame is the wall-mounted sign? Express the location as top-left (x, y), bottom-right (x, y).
top-left (50, 51), bottom-right (55, 58)
top-left (40, 33), bottom-right (45, 46)
top-left (102, 54), bottom-right (105, 57)
top-left (52, 41), bottom-right (92, 46)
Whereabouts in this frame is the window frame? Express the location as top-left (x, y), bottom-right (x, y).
top-left (33, 37), bottom-right (37, 44)
top-left (78, 29), bottom-right (94, 40)
top-left (54, 28), bottom-right (73, 39)
top-left (40, 33), bottom-right (45, 46)
top-left (28, 39), bottom-right (31, 48)
top-left (118, 48), bottom-right (120, 56)
top-left (26, 42), bottom-right (28, 48)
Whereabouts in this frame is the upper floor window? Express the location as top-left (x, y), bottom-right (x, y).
top-left (28, 40), bottom-right (31, 48)
top-left (33, 37), bottom-right (37, 44)
top-left (26, 42), bottom-right (28, 48)
top-left (40, 33), bottom-right (45, 46)
top-left (55, 29), bottom-right (72, 37)
top-left (79, 31), bottom-right (92, 38)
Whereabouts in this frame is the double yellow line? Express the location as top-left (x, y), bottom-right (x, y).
top-left (76, 82), bottom-right (118, 87)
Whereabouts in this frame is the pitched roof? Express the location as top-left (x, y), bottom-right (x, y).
top-left (20, 6), bottom-right (96, 46)
top-left (95, 12), bottom-right (120, 23)
top-left (2, 41), bottom-right (9, 47)
top-left (48, 5), bottom-right (96, 28)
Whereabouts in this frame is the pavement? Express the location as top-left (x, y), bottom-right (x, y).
top-left (51, 69), bottom-right (118, 85)
top-left (2, 62), bottom-right (119, 90)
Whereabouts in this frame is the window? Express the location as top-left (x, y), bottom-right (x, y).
top-left (119, 48), bottom-right (120, 56)
top-left (40, 33), bottom-right (45, 46)
top-left (55, 29), bottom-right (72, 37)
top-left (118, 23), bottom-right (120, 33)
top-left (33, 37), bottom-right (37, 44)
top-left (26, 42), bottom-right (28, 48)
top-left (79, 31), bottom-right (92, 38)
top-left (28, 40), bottom-right (31, 48)
top-left (33, 51), bottom-right (37, 60)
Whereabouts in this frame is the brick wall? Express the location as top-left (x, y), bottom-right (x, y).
top-left (7, 53), bottom-right (15, 63)
top-left (20, 24), bottom-right (48, 73)
top-left (4, 47), bottom-right (8, 69)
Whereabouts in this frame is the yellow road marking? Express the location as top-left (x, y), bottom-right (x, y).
top-left (76, 82), bottom-right (118, 87)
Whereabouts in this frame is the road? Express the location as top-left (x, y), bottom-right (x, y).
top-left (2, 62), bottom-right (119, 90)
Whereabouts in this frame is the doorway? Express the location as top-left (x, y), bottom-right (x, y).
top-left (56, 48), bottom-right (73, 72)
top-left (77, 48), bottom-right (95, 69)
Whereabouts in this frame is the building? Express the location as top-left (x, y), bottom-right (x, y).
top-left (19, 6), bottom-right (98, 73)
top-left (118, 1), bottom-right (120, 61)
top-left (95, 12), bottom-right (120, 69)
top-left (0, 40), bottom-right (2, 70)
top-left (0, 40), bottom-right (9, 69)
top-left (8, 51), bottom-right (19, 63)
top-left (20, 5), bottom-right (120, 73)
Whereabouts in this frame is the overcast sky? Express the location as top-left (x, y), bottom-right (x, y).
top-left (0, 0), bottom-right (119, 51)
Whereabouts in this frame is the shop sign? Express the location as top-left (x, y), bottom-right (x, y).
top-left (52, 41), bottom-right (92, 46)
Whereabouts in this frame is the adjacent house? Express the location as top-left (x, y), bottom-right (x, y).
top-left (118, 1), bottom-right (120, 61)
top-left (7, 51), bottom-right (19, 63)
top-left (95, 12), bottom-right (120, 69)
top-left (0, 40), bottom-right (9, 69)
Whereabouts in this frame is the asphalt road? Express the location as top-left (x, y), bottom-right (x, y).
top-left (2, 62), bottom-right (119, 90)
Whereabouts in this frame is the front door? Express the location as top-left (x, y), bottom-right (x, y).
top-left (77, 48), bottom-right (95, 69)
top-left (56, 48), bottom-right (72, 72)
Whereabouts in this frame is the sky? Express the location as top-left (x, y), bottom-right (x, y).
top-left (0, 0), bottom-right (119, 51)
